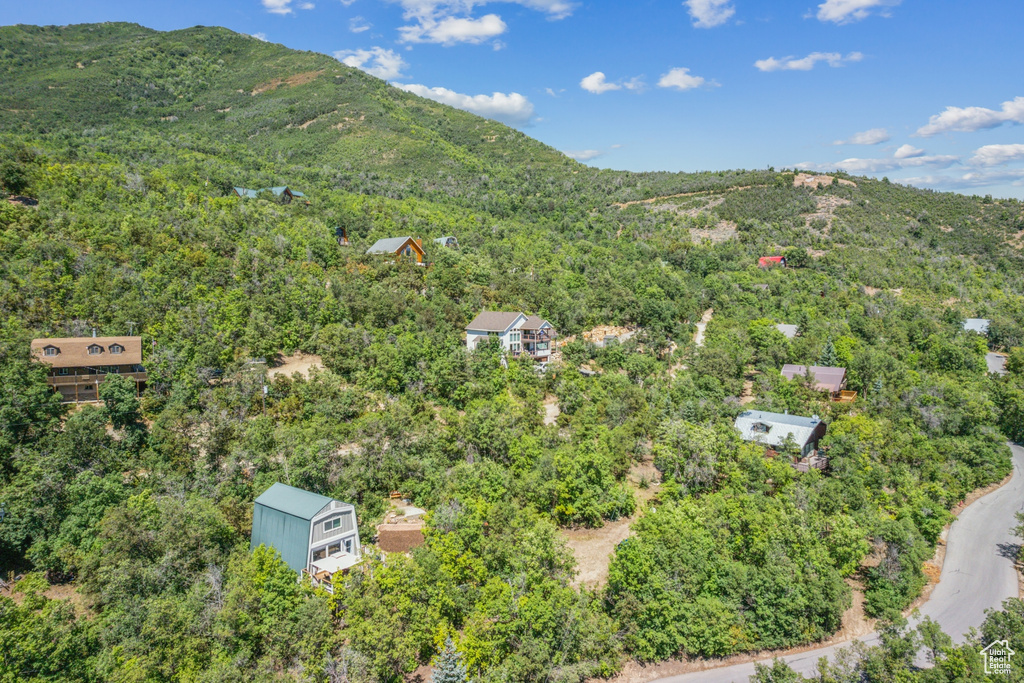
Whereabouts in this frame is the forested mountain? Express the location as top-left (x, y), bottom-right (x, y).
top-left (1, 22), bottom-right (1023, 683)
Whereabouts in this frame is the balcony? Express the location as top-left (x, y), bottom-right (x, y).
top-left (47, 371), bottom-right (147, 387)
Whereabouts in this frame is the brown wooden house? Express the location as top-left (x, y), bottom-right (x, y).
top-left (31, 336), bottom-right (147, 403)
top-left (365, 236), bottom-right (426, 264)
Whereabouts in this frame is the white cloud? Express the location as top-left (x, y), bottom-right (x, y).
top-left (834, 127), bottom-right (889, 145)
top-left (684, 0), bottom-right (735, 28)
top-left (335, 47), bottom-right (408, 80)
top-left (970, 144), bottom-right (1024, 167)
top-left (401, 13), bottom-right (507, 44)
top-left (916, 97), bottom-right (1024, 137)
top-left (893, 144), bottom-right (925, 159)
top-left (755, 51), bottom-right (862, 72)
top-left (903, 170), bottom-right (1024, 190)
top-left (349, 16), bottom-right (371, 32)
top-left (262, 0), bottom-right (295, 14)
top-left (252, 32), bottom-right (269, 41)
top-left (799, 153), bottom-right (958, 174)
top-left (815, 0), bottom-right (900, 24)
top-left (391, 0), bottom-right (576, 45)
top-left (393, 83), bottom-right (535, 125)
top-left (657, 67), bottom-right (710, 91)
top-left (563, 149), bottom-right (602, 161)
top-left (262, 0), bottom-right (315, 12)
top-left (580, 72), bottom-right (620, 94)
top-left (339, 0), bottom-right (357, 5)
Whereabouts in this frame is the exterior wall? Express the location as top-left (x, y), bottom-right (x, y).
top-left (308, 502), bottom-right (360, 567)
top-left (250, 504), bottom-right (313, 573)
top-left (466, 328), bottom-right (513, 352)
top-left (46, 365), bottom-right (147, 403)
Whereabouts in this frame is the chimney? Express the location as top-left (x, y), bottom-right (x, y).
top-left (414, 238), bottom-right (422, 250)
top-left (92, 328), bottom-right (96, 338)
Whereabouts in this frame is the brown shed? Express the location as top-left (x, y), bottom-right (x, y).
top-left (376, 521), bottom-right (425, 553)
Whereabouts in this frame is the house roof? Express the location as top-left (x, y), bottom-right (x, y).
top-left (434, 235), bottom-right (457, 244)
top-left (254, 482), bottom-right (335, 521)
top-left (520, 315), bottom-right (552, 331)
top-left (963, 318), bottom-right (990, 334)
top-left (233, 186), bottom-right (304, 199)
top-left (31, 336), bottom-right (143, 368)
top-left (775, 324), bottom-right (799, 339)
top-left (377, 522), bottom-right (426, 553)
top-left (759, 256), bottom-right (785, 267)
top-left (734, 410), bottom-right (824, 448)
top-left (467, 311), bottom-right (526, 332)
top-left (780, 364), bottom-right (847, 393)
top-left (366, 236), bottom-right (422, 255)
top-left (986, 352), bottom-right (1008, 375)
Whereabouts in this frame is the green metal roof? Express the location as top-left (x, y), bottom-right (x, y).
top-left (254, 482), bottom-right (333, 520)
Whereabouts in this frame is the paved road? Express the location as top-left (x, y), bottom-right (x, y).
top-left (654, 443), bottom-right (1024, 683)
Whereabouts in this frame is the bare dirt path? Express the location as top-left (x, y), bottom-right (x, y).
top-left (693, 308), bottom-right (713, 348)
top-left (267, 353), bottom-right (324, 380)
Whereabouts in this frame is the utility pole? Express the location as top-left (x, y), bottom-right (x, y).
top-left (126, 321), bottom-right (138, 336)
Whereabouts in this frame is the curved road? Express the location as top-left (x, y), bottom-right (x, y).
top-left (655, 443), bottom-right (1024, 683)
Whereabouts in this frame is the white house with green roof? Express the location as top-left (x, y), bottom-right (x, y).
top-left (250, 483), bottom-right (361, 580)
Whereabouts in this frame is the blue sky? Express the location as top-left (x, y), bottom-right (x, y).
top-left (5, 0), bottom-right (1024, 198)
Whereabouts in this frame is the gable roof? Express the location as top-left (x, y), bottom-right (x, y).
top-left (233, 186), bottom-right (304, 199)
top-left (963, 318), bottom-right (990, 334)
top-left (781, 364), bottom-right (846, 393)
top-left (759, 256), bottom-right (786, 267)
top-left (31, 336), bottom-right (143, 368)
top-left (434, 235), bottom-right (457, 245)
top-left (981, 639), bottom-right (1015, 654)
top-left (366, 236), bottom-right (423, 255)
top-left (467, 311), bottom-right (526, 333)
top-left (734, 410), bottom-right (824, 448)
top-left (254, 482), bottom-right (335, 521)
top-left (775, 324), bottom-right (799, 339)
top-left (520, 315), bottom-right (552, 331)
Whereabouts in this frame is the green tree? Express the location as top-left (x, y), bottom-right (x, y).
top-left (431, 637), bottom-right (470, 683)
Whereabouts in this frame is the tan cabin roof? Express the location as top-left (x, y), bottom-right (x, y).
top-left (780, 364), bottom-right (846, 393)
top-left (466, 311), bottom-right (525, 332)
top-left (31, 336), bottom-right (143, 368)
top-left (520, 315), bottom-right (552, 331)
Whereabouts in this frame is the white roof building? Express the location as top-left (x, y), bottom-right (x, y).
top-left (734, 410), bottom-right (827, 457)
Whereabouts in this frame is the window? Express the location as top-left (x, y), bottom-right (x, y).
top-left (344, 538), bottom-right (353, 554)
top-left (323, 517), bottom-right (341, 533)
top-left (327, 543), bottom-right (341, 556)
top-left (109, 344), bottom-right (123, 354)
top-left (312, 548), bottom-right (327, 561)
top-left (752, 423), bottom-right (771, 434)
top-left (87, 345), bottom-right (102, 355)
top-left (44, 346), bottom-right (58, 356)
top-left (57, 368), bottom-right (70, 376)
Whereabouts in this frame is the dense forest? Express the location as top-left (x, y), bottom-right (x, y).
top-left (1, 22), bottom-right (1023, 683)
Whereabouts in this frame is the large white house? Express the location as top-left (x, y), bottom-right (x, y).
top-left (466, 311), bottom-right (556, 361)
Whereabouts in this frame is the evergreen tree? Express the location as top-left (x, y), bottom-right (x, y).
top-left (431, 638), bottom-right (469, 683)
top-left (819, 337), bottom-right (839, 367)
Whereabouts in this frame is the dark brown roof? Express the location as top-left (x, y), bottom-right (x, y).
top-left (780, 364), bottom-right (846, 393)
top-left (31, 336), bottom-right (143, 368)
top-left (466, 311), bottom-right (525, 332)
top-left (377, 523), bottom-right (425, 553)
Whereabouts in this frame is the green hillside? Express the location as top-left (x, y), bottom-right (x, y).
top-left (1, 22), bottom-right (1023, 683)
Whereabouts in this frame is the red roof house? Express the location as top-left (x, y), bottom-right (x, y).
top-left (759, 256), bottom-right (786, 268)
